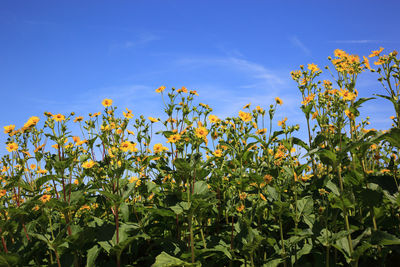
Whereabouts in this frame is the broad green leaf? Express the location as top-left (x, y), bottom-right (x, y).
top-left (152, 252), bottom-right (200, 267)
top-left (371, 230), bottom-right (400, 245)
top-left (317, 149), bottom-right (337, 166)
top-left (326, 180), bottom-right (340, 196)
top-left (86, 245), bottom-right (101, 267)
top-left (193, 181), bottom-right (209, 195)
top-left (120, 202), bottom-right (129, 222)
top-left (170, 205), bottom-right (183, 215)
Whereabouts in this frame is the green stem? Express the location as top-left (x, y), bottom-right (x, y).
top-left (279, 215), bottom-right (287, 267)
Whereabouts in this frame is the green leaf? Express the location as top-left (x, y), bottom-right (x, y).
top-left (193, 181), bottom-right (209, 195)
top-left (35, 175), bottom-right (58, 189)
top-left (170, 205), bottom-right (183, 215)
top-left (174, 158), bottom-right (192, 176)
top-left (292, 137), bottom-right (309, 150)
top-left (98, 190), bottom-right (119, 203)
top-left (359, 188), bottom-right (382, 207)
top-left (86, 245), bottom-right (101, 267)
top-left (296, 196), bottom-right (313, 219)
top-left (326, 180), bottom-right (340, 196)
top-left (333, 236), bottom-right (351, 262)
top-left (317, 149), bottom-right (337, 166)
top-left (152, 252), bottom-right (200, 267)
top-left (368, 175), bottom-right (398, 194)
top-left (98, 241), bottom-right (112, 253)
top-left (379, 128), bottom-right (400, 148)
top-left (371, 230), bottom-right (400, 246)
top-left (120, 202), bottom-right (129, 222)
top-left (0, 253), bottom-right (19, 267)
top-left (263, 258), bottom-right (283, 267)
top-left (374, 94), bottom-right (395, 103)
top-left (353, 97), bottom-right (375, 109)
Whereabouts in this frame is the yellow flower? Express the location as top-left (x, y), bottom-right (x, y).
top-left (76, 140), bottom-right (87, 146)
top-left (148, 117), bottom-right (159, 123)
top-left (1, 166), bottom-right (9, 173)
top-left (189, 90), bottom-right (199, 96)
top-left (213, 149), bottom-right (222, 157)
top-left (40, 194), bottom-right (51, 203)
top-left (153, 143), bottom-right (168, 153)
top-left (363, 56), bottom-right (371, 70)
top-left (323, 80), bottom-right (332, 89)
top-left (102, 99), bottom-right (113, 107)
top-left (301, 173), bottom-right (313, 182)
top-left (195, 127), bottom-right (208, 139)
top-left (90, 112), bottom-right (101, 118)
top-left (243, 103), bottom-right (251, 109)
top-left (344, 110), bottom-right (355, 120)
top-left (259, 193), bottom-right (266, 201)
top-left (255, 106), bottom-right (264, 113)
top-left (236, 204), bottom-right (245, 212)
top-left (123, 108), bottom-right (133, 119)
top-left (155, 86), bottom-right (166, 93)
top-left (0, 189), bottom-right (6, 198)
top-left (318, 188), bottom-right (329, 196)
top-left (277, 117), bottom-right (287, 127)
top-left (167, 134), bottom-right (181, 143)
top-left (148, 193), bottom-right (155, 201)
top-left (3, 125), bottom-right (15, 134)
top-left (307, 63), bottom-right (320, 73)
top-left (176, 86), bottom-right (188, 93)
top-left (121, 141), bottom-right (138, 152)
top-left (370, 144), bottom-right (378, 150)
top-left (301, 93), bottom-right (315, 105)
top-left (129, 176), bottom-right (139, 184)
top-left (264, 174), bottom-right (273, 184)
top-left (238, 110), bottom-right (252, 122)
top-left (275, 97), bottom-right (283, 105)
top-left (74, 116), bottom-right (83, 122)
top-left (239, 192), bottom-right (247, 200)
top-left (255, 128), bottom-right (267, 135)
top-left (291, 70), bottom-right (301, 81)
top-left (369, 47), bottom-right (384, 58)
top-left (6, 142), bottom-right (18, 152)
top-left (338, 89), bottom-right (357, 101)
top-left (22, 150), bottom-right (32, 157)
top-left (23, 116), bottom-right (40, 129)
top-left (30, 164), bottom-right (36, 170)
top-left (334, 49), bottom-right (346, 58)
top-left (37, 168), bottom-right (48, 174)
top-left (312, 111), bottom-right (318, 120)
top-left (199, 103), bottom-right (210, 109)
top-left (208, 115), bottom-right (220, 123)
top-left (52, 114), bottom-right (65, 122)
top-left (82, 160), bottom-right (95, 169)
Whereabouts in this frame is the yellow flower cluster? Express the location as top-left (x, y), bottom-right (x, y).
top-left (238, 110), bottom-right (252, 122)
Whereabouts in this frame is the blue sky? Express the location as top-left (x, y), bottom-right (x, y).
top-left (1, 0), bottom-right (399, 149)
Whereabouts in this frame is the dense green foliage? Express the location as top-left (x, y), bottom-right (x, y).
top-left (1, 48), bottom-right (400, 266)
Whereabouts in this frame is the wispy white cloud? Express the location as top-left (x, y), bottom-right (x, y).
top-left (329, 40), bottom-right (381, 44)
top-left (110, 32), bottom-right (161, 51)
top-left (124, 33), bottom-right (160, 48)
top-left (175, 56), bottom-right (285, 89)
top-left (289, 35), bottom-right (311, 56)
top-left (173, 55), bottom-right (300, 122)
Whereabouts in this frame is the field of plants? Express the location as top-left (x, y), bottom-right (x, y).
top-left (1, 48), bottom-right (400, 266)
